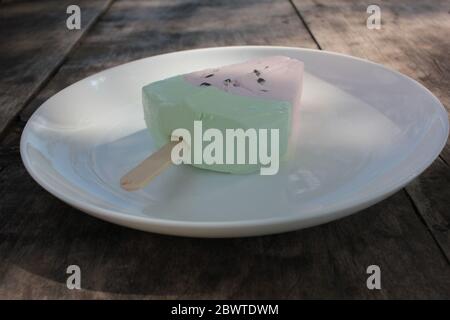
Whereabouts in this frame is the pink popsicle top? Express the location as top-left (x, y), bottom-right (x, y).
top-left (183, 56), bottom-right (304, 103)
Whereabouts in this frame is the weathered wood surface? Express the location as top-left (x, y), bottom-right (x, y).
top-left (0, 0), bottom-right (449, 299)
top-left (291, 0), bottom-right (450, 262)
top-left (0, 0), bottom-right (112, 135)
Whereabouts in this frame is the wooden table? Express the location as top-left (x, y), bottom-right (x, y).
top-left (1, 0), bottom-right (449, 299)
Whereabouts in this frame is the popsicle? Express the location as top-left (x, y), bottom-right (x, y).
top-left (121, 56), bottom-right (303, 190)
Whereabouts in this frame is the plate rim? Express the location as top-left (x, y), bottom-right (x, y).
top-left (20, 45), bottom-right (449, 237)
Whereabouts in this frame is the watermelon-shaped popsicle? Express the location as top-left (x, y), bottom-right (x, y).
top-left (142, 56), bottom-right (304, 175)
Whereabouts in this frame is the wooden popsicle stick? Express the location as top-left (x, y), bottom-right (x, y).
top-left (120, 139), bottom-right (180, 191)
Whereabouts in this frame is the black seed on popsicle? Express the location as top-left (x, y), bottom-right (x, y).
top-left (232, 80), bottom-right (240, 87)
top-left (257, 78), bottom-right (265, 84)
top-left (253, 69), bottom-right (261, 76)
top-left (264, 65), bottom-right (269, 69)
top-left (205, 74), bottom-right (214, 78)
top-left (223, 78), bottom-right (231, 85)
top-left (200, 82), bottom-right (211, 86)
top-left (260, 89), bottom-right (268, 92)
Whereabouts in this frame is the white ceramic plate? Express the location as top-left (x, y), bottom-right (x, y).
top-left (20, 46), bottom-right (448, 237)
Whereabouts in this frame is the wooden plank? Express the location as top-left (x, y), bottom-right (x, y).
top-left (0, 0), bottom-right (113, 136)
top-left (1, 0), bottom-right (449, 298)
top-left (291, 0), bottom-right (450, 262)
top-left (405, 158), bottom-right (450, 260)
